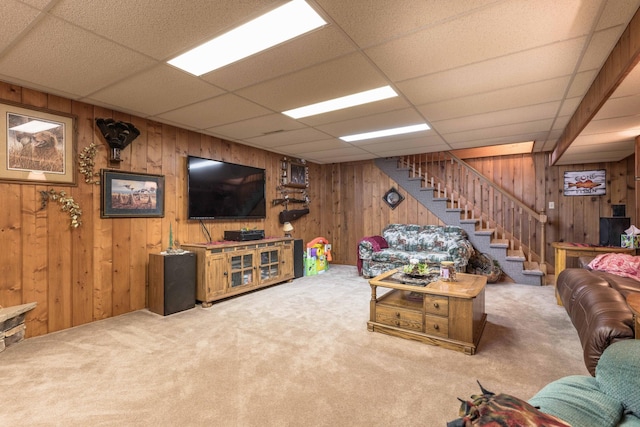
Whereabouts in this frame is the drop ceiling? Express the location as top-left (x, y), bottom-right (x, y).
top-left (1, 0), bottom-right (639, 165)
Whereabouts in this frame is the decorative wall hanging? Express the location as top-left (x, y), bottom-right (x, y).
top-left (563, 170), bottom-right (606, 196)
top-left (281, 157), bottom-right (308, 188)
top-left (383, 187), bottom-right (404, 209)
top-left (100, 170), bottom-right (164, 218)
top-left (0, 101), bottom-right (76, 185)
top-left (40, 189), bottom-right (82, 228)
top-left (95, 118), bottom-right (140, 163)
top-left (78, 142), bottom-right (100, 185)
top-left (277, 157), bottom-right (310, 223)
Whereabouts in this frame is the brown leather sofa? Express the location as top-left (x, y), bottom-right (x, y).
top-left (556, 268), bottom-right (639, 375)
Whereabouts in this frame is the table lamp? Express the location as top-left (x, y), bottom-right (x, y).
top-left (283, 222), bottom-right (294, 237)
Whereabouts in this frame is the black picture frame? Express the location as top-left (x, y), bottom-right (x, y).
top-left (383, 187), bottom-right (404, 209)
top-left (101, 169), bottom-right (164, 218)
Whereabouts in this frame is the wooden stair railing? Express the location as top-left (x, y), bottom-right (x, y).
top-left (398, 153), bottom-right (548, 272)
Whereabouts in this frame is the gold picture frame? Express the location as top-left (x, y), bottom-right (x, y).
top-left (0, 101), bottom-right (77, 185)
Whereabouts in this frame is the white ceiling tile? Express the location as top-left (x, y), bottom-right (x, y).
top-left (431, 102), bottom-right (560, 134)
top-left (315, 0), bottom-right (498, 48)
top-left (244, 127), bottom-right (330, 148)
top-left (0, 1), bottom-right (40, 52)
top-left (596, 0), bottom-right (640, 30)
top-left (236, 53), bottom-right (388, 111)
top-left (155, 94), bottom-right (271, 129)
top-left (50, 0), bottom-right (283, 60)
top-left (443, 119), bottom-right (553, 144)
top-left (201, 27), bottom-right (356, 91)
top-left (566, 70), bottom-right (599, 98)
top-left (315, 108), bottom-right (427, 138)
top-left (366, 0), bottom-right (602, 82)
top-left (86, 65), bottom-right (225, 117)
top-left (578, 26), bottom-right (625, 72)
top-left (0, 16), bottom-right (155, 98)
top-left (416, 77), bottom-right (570, 122)
top-left (397, 38), bottom-right (585, 106)
top-left (207, 114), bottom-right (305, 141)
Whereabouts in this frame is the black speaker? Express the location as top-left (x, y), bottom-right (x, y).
top-left (149, 253), bottom-right (196, 316)
top-left (599, 217), bottom-right (630, 247)
top-left (612, 204), bottom-right (626, 217)
top-left (294, 239), bottom-right (304, 278)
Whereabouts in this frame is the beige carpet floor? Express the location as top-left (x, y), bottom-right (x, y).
top-left (0, 265), bottom-right (588, 426)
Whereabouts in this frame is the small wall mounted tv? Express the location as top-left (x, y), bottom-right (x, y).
top-left (187, 155), bottom-right (266, 220)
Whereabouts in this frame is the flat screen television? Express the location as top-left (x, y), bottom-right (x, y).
top-left (187, 155), bottom-right (266, 220)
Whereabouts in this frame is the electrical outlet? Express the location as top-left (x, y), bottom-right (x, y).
top-left (549, 201), bottom-right (555, 210)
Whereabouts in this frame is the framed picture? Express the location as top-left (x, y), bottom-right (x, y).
top-left (563, 169), bottom-right (606, 196)
top-left (0, 101), bottom-right (76, 185)
top-left (101, 170), bottom-right (165, 218)
top-left (286, 159), bottom-right (308, 188)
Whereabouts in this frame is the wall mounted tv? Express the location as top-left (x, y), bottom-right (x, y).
top-left (187, 155), bottom-right (266, 220)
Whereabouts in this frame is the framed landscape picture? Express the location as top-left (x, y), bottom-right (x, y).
top-left (0, 101), bottom-right (76, 185)
top-left (101, 170), bottom-right (165, 218)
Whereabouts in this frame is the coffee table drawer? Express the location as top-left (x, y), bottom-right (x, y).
top-left (376, 306), bottom-right (422, 331)
top-left (423, 295), bottom-right (449, 316)
top-left (424, 314), bottom-right (449, 337)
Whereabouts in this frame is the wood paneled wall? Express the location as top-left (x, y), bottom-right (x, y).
top-left (1, 80), bottom-right (635, 338)
top-left (321, 154), bottom-right (635, 270)
top-left (0, 82), bottom-right (324, 338)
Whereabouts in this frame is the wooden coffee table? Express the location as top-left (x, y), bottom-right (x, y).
top-left (367, 269), bottom-right (487, 355)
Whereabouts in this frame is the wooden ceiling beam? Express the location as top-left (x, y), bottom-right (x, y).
top-left (550, 6), bottom-right (640, 165)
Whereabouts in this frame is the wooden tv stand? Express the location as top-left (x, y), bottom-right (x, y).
top-left (182, 238), bottom-right (294, 307)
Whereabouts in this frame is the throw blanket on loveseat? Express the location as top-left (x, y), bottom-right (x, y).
top-left (358, 224), bottom-right (474, 278)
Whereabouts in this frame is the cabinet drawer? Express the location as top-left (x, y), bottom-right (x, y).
top-left (424, 314), bottom-right (449, 337)
top-left (423, 295), bottom-right (449, 316)
top-left (376, 306), bottom-right (422, 331)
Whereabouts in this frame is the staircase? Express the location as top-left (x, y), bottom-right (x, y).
top-left (375, 155), bottom-right (546, 285)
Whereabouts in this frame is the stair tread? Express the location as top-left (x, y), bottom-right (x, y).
top-left (475, 228), bottom-right (495, 235)
top-left (490, 239), bottom-right (509, 247)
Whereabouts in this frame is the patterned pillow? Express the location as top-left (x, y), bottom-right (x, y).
top-left (448, 382), bottom-right (570, 427)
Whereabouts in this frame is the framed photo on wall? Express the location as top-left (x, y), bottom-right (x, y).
top-left (101, 170), bottom-right (165, 218)
top-left (0, 101), bottom-right (76, 185)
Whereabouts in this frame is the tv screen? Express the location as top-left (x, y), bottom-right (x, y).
top-left (187, 156), bottom-right (266, 220)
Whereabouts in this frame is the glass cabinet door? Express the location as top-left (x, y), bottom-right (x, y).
top-left (259, 248), bottom-right (280, 281)
top-left (229, 251), bottom-right (254, 287)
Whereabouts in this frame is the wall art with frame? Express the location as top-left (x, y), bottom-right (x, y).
top-left (0, 101), bottom-right (76, 185)
top-left (563, 169), bottom-right (606, 196)
top-left (101, 169), bottom-right (165, 218)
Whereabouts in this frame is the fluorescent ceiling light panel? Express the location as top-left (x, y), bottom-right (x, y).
top-left (10, 120), bottom-right (61, 133)
top-left (282, 86), bottom-right (398, 119)
top-left (168, 0), bottom-right (326, 76)
top-left (340, 124), bottom-right (430, 142)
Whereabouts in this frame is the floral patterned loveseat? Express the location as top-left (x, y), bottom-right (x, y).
top-left (358, 224), bottom-right (474, 278)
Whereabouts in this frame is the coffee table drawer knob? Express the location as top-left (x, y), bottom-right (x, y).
top-left (433, 302), bottom-right (439, 308)
top-left (433, 324), bottom-right (439, 330)
top-left (395, 312), bottom-right (401, 317)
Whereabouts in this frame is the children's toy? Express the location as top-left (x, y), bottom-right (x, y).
top-left (304, 237), bottom-right (332, 275)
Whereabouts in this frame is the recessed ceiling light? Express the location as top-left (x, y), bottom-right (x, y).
top-left (9, 120), bottom-right (61, 133)
top-left (282, 86), bottom-right (398, 119)
top-left (168, 0), bottom-right (327, 76)
top-left (340, 123), bottom-right (430, 142)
